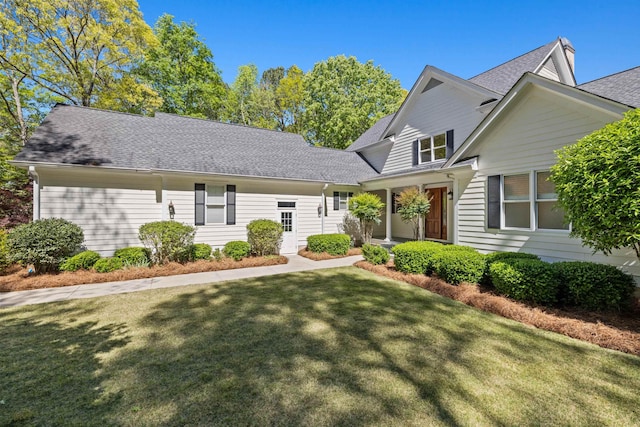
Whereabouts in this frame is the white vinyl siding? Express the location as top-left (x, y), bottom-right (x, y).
top-left (538, 57), bottom-right (560, 81)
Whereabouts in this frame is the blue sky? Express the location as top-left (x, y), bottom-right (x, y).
top-left (136, 0), bottom-right (639, 89)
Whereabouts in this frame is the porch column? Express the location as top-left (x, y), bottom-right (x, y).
top-left (418, 184), bottom-right (424, 240)
top-left (385, 188), bottom-right (392, 242)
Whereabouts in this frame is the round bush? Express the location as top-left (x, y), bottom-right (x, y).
top-left (489, 259), bottom-right (559, 304)
top-left (8, 218), bottom-right (84, 274)
top-left (114, 247), bottom-right (150, 267)
top-left (247, 219), bottom-right (283, 256)
top-left (60, 250), bottom-right (101, 272)
top-left (223, 241), bottom-right (251, 261)
top-left (138, 221), bottom-right (195, 264)
top-left (362, 243), bottom-right (389, 265)
top-left (391, 241), bottom-right (444, 274)
top-left (307, 234), bottom-right (350, 255)
top-left (554, 261), bottom-right (636, 311)
top-left (433, 249), bottom-right (485, 285)
top-left (482, 252), bottom-right (541, 286)
top-left (191, 243), bottom-right (212, 261)
top-left (93, 257), bottom-right (123, 273)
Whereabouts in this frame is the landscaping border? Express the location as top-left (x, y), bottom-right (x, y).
top-left (298, 247), bottom-right (362, 261)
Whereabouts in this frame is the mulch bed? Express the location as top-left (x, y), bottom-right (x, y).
top-left (297, 247), bottom-right (362, 261)
top-left (355, 260), bottom-right (640, 356)
top-left (0, 256), bottom-right (289, 293)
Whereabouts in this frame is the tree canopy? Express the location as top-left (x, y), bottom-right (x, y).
top-left (550, 109), bottom-right (640, 259)
top-left (303, 55), bottom-right (405, 149)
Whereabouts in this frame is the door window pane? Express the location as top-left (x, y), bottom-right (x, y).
top-left (281, 212), bottom-right (292, 232)
top-left (504, 202), bottom-right (530, 228)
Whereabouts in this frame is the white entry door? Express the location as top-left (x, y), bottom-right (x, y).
top-left (277, 202), bottom-right (297, 254)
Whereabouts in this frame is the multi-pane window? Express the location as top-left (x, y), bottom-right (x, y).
top-left (281, 211), bottom-right (292, 232)
top-left (339, 192), bottom-right (349, 210)
top-left (503, 174), bottom-right (530, 228)
top-left (536, 171), bottom-right (569, 230)
top-left (206, 185), bottom-right (225, 223)
top-left (419, 133), bottom-right (447, 163)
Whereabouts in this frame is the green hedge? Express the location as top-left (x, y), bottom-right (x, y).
top-left (307, 234), bottom-right (350, 256)
top-left (0, 229), bottom-right (10, 273)
top-left (554, 261), bottom-right (636, 310)
top-left (247, 219), bottom-right (283, 256)
top-left (94, 257), bottom-right (123, 273)
top-left (482, 252), bottom-right (541, 286)
top-left (114, 247), bottom-right (150, 267)
top-left (8, 218), bottom-right (84, 274)
top-left (362, 244), bottom-right (389, 265)
top-left (191, 243), bottom-right (212, 260)
top-left (433, 247), bottom-right (485, 285)
top-left (489, 259), bottom-right (559, 304)
top-left (138, 221), bottom-right (195, 264)
top-left (391, 241), bottom-right (445, 274)
top-left (223, 241), bottom-right (251, 261)
top-left (60, 251), bottom-right (101, 272)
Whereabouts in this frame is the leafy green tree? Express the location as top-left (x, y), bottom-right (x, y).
top-left (276, 65), bottom-right (305, 133)
top-left (135, 14), bottom-right (227, 119)
top-left (348, 192), bottom-right (385, 245)
top-left (396, 187), bottom-right (431, 240)
top-left (550, 109), bottom-right (640, 259)
top-left (304, 55), bottom-right (405, 149)
top-left (224, 64), bottom-right (259, 126)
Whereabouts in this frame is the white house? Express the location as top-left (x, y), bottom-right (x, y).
top-left (12, 37), bottom-right (640, 278)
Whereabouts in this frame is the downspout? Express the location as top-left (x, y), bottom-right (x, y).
top-left (29, 166), bottom-right (40, 221)
top-left (321, 183), bottom-right (329, 234)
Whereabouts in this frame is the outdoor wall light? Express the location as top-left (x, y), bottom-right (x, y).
top-left (317, 203), bottom-right (323, 218)
top-left (447, 190), bottom-right (454, 200)
top-left (169, 201), bottom-right (175, 219)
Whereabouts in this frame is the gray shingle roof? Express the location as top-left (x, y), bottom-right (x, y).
top-left (15, 104), bottom-right (378, 184)
top-left (468, 39), bottom-right (559, 94)
top-left (578, 66), bottom-right (640, 108)
top-left (346, 113), bottom-right (395, 152)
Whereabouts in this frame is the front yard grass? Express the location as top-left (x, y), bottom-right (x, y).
top-left (1, 267), bottom-right (639, 426)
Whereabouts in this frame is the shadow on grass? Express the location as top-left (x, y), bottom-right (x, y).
top-left (101, 268), bottom-right (640, 426)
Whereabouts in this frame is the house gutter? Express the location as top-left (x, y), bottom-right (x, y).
top-left (321, 183), bottom-right (329, 234)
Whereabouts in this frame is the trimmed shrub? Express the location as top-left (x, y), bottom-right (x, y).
top-left (554, 261), bottom-right (636, 310)
top-left (93, 257), bottom-right (123, 273)
top-left (0, 229), bottom-right (10, 273)
top-left (247, 219), bottom-right (283, 256)
top-left (191, 243), bottom-right (212, 260)
top-left (114, 247), bottom-right (150, 267)
top-left (223, 241), bottom-right (251, 261)
top-left (490, 259), bottom-right (559, 304)
top-left (433, 248), bottom-right (485, 285)
top-left (8, 218), bottom-right (84, 274)
top-left (138, 221), bottom-right (195, 264)
top-left (212, 248), bottom-right (223, 261)
top-left (60, 250), bottom-right (101, 272)
top-left (362, 243), bottom-right (389, 265)
top-left (482, 252), bottom-right (541, 286)
top-left (307, 234), bottom-right (350, 256)
top-left (391, 241), bottom-right (444, 274)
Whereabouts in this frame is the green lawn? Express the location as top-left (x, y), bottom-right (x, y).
top-left (1, 267), bottom-right (639, 426)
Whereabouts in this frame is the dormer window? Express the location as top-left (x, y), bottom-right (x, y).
top-left (420, 133), bottom-right (447, 163)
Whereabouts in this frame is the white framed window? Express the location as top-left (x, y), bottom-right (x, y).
top-left (195, 183), bottom-right (235, 226)
top-left (503, 173), bottom-right (531, 229)
top-left (206, 185), bottom-right (225, 224)
top-left (333, 191), bottom-right (353, 210)
top-left (535, 171), bottom-right (569, 230)
top-left (419, 133), bottom-right (447, 163)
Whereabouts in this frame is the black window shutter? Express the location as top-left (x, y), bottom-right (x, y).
top-left (392, 192), bottom-right (396, 214)
top-left (412, 139), bottom-right (419, 166)
top-left (487, 175), bottom-right (501, 229)
top-left (348, 192), bottom-right (353, 198)
top-left (446, 129), bottom-right (454, 159)
top-left (195, 183), bottom-right (205, 225)
top-left (333, 192), bottom-right (339, 210)
top-left (226, 185), bottom-right (236, 225)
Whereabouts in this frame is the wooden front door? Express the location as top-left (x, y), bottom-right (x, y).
top-left (425, 187), bottom-right (447, 240)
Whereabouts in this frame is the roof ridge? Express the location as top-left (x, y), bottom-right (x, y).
top-left (468, 39), bottom-right (559, 80)
top-left (578, 65), bottom-right (640, 86)
top-left (53, 103), bottom-right (154, 119)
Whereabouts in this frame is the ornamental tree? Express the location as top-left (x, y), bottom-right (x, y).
top-left (348, 192), bottom-right (385, 245)
top-left (550, 109), bottom-right (640, 259)
top-left (396, 187), bottom-right (431, 241)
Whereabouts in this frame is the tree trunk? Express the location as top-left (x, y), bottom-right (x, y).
top-left (10, 74), bottom-right (28, 145)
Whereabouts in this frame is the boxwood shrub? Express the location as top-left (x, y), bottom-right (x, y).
top-left (138, 221), bottom-right (195, 264)
top-left (391, 241), bottom-right (444, 274)
top-left (482, 252), bottom-right (541, 286)
top-left (247, 219), bottom-right (283, 256)
top-left (191, 243), bottom-right (212, 260)
top-left (489, 259), bottom-right (558, 304)
top-left (60, 250), bottom-right (101, 272)
top-left (554, 261), bottom-right (636, 310)
top-left (362, 243), bottom-right (389, 265)
top-left (307, 234), bottom-right (350, 256)
top-left (433, 248), bottom-right (485, 285)
top-left (93, 257), bottom-right (123, 273)
top-left (114, 247), bottom-right (150, 267)
top-left (223, 241), bottom-right (251, 261)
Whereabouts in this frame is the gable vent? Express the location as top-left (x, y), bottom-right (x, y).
top-left (421, 78), bottom-right (443, 93)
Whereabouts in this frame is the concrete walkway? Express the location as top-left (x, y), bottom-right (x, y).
top-left (0, 254), bottom-right (363, 309)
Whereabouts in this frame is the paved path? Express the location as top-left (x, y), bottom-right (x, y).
top-left (0, 254), bottom-right (363, 309)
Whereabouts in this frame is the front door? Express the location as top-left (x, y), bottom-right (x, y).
top-left (277, 202), bottom-right (297, 254)
top-left (425, 187), bottom-right (447, 240)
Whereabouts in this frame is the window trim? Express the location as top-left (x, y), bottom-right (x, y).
top-left (418, 132), bottom-right (447, 164)
top-left (206, 184), bottom-right (226, 225)
top-left (333, 191), bottom-right (353, 210)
